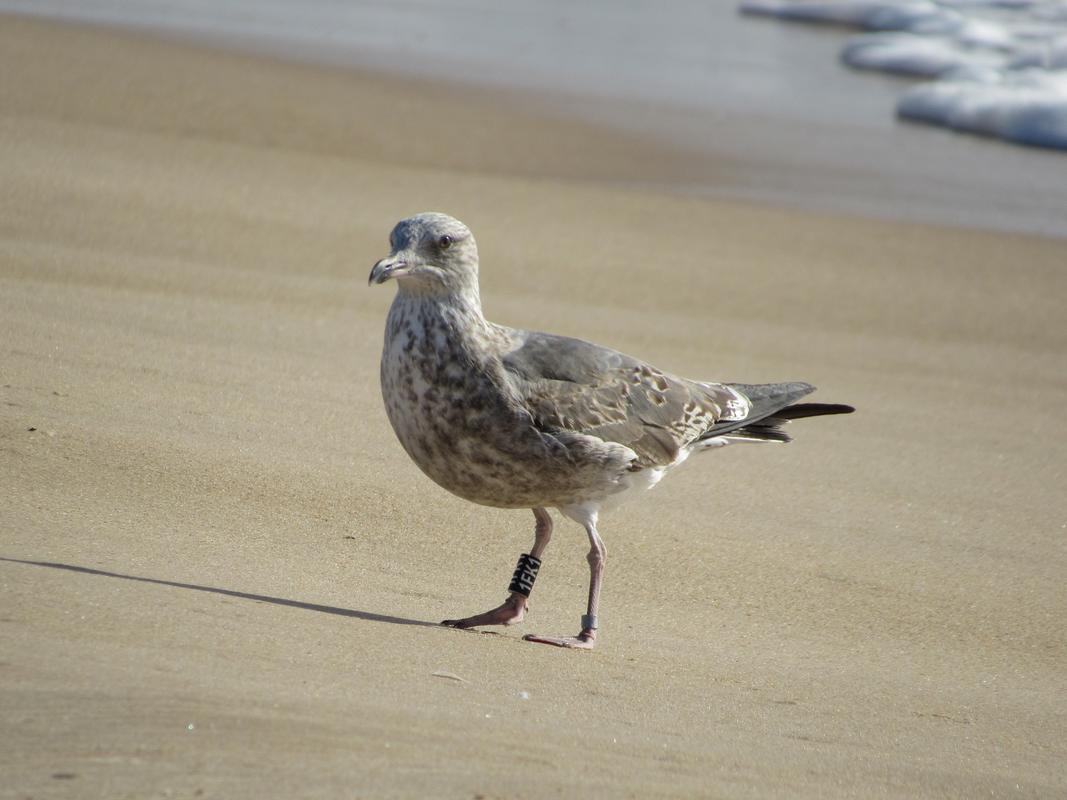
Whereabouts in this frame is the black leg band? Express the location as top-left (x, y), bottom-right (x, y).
top-left (508, 553), bottom-right (542, 598)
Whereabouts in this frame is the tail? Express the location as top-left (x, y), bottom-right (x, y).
top-left (701, 381), bottom-right (854, 444)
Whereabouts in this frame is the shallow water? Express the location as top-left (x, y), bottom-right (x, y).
top-left (744, 0), bottom-right (1067, 150)
top-left (3, 0), bottom-right (1066, 236)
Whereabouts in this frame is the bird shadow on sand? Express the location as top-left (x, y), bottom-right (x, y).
top-left (0, 556), bottom-right (440, 628)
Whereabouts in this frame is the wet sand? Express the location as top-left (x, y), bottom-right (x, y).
top-left (2, 15), bottom-right (1065, 799)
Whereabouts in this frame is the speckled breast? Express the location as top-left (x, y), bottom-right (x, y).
top-left (379, 295), bottom-right (629, 509)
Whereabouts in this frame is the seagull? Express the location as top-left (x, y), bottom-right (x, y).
top-left (369, 212), bottom-right (853, 649)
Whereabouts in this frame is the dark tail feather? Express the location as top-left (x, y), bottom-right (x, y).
top-left (722, 425), bottom-right (794, 443)
top-left (701, 383), bottom-right (854, 444)
top-left (775, 402), bottom-right (856, 420)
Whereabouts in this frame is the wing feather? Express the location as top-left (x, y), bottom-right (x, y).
top-left (501, 330), bottom-right (743, 467)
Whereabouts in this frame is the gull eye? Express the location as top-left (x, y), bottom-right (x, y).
top-left (437, 234), bottom-right (453, 250)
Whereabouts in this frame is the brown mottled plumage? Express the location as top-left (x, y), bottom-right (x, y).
top-left (369, 212), bottom-right (853, 649)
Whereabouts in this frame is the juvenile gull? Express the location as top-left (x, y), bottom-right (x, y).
top-left (369, 212), bottom-right (853, 649)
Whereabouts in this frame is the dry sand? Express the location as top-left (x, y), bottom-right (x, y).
top-left (2, 15), bottom-right (1066, 799)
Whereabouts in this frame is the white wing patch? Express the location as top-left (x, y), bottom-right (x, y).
top-left (702, 383), bottom-right (750, 421)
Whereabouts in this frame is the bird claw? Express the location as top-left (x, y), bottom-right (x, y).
top-left (441, 597), bottom-right (527, 629)
top-left (522, 630), bottom-right (597, 649)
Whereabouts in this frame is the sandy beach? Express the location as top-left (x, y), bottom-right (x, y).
top-left (2, 14), bottom-right (1066, 798)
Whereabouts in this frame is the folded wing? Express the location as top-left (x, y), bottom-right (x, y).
top-left (501, 330), bottom-right (747, 467)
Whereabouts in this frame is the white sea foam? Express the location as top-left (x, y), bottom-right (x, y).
top-left (740, 0), bottom-right (964, 32)
top-left (841, 32), bottom-right (1007, 76)
top-left (899, 67), bottom-right (1067, 147)
top-left (741, 0), bottom-right (1067, 150)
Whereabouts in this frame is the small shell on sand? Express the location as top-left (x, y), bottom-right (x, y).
top-left (431, 671), bottom-right (466, 683)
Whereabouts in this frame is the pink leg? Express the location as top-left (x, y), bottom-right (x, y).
top-left (441, 508), bottom-right (552, 629)
top-left (524, 515), bottom-right (604, 650)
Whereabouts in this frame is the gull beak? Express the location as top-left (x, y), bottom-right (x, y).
top-left (369, 255), bottom-right (411, 286)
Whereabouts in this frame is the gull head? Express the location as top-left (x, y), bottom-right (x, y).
top-left (369, 213), bottom-right (478, 294)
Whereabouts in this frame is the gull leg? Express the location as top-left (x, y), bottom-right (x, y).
top-left (524, 513), bottom-right (603, 650)
top-left (442, 508), bottom-right (552, 629)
